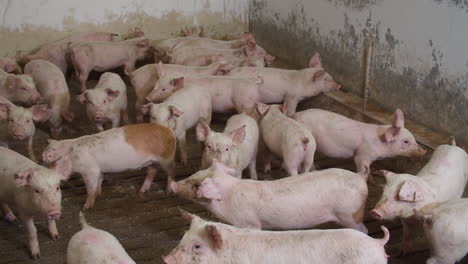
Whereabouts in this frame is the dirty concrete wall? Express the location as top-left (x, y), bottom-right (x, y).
top-left (0, 0), bottom-right (248, 56)
top-left (250, 0), bottom-right (468, 145)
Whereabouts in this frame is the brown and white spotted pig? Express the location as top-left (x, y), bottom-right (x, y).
top-left (70, 37), bottom-right (152, 93)
top-left (0, 96), bottom-right (51, 162)
top-left (42, 123), bottom-right (176, 209)
top-left (0, 147), bottom-right (67, 259)
top-left (67, 212), bottom-right (135, 264)
top-left (24, 59), bottom-right (74, 138)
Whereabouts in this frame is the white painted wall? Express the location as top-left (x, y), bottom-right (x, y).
top-left (0, 0), bottom-right (248, 56)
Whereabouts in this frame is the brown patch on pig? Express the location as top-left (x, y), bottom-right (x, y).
top-left (352, 199), bottom-right (366, 223)
top-left (123, 123), bottom-right (176, 159)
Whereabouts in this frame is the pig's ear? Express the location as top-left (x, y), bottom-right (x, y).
top-left (76, 92), bottom-right (89, 104)
top-left (280, 102), bottom-right (289, 114)
top-left (156, 61), bottom-right (166, 76)
top-left (137, 39), bottom-right (150, 48)
top-left (308, 52), bottom-right (322, 68)
top-left (196, 120), bottom-right (211, 142)
top-left (312, 70), bottom-right (326, 82)
top-left (392, 108), bottom-right (405, 129)
top-left (230, 125), bottom-right (246, 146)
top-left (374, 170), bottom-right (395, 182)
top-left (134, 26), bottom-right (144, 37)
top-left (398, 180), bottom-right (424, 202)
top-left (61, 110), bottom-right (74, 122)
top-left (264, 53), bottom-right (275, 64)
top-left (170, 77), bottom-right (184, 91)
top-left (30, 104), bottom-right (51, 122)
top-left (140, 103), bottom-right (153, 116)
top-left (179, 209), bottom-right (200, 222)
top-left (212, 159), bottom-right (237, 176)
top-left (384, 126), bottom-right (401, 143)
top-left (14, 168), bottom-right (35, 186)
top-left (196, 178), bottom-right (222, 200)
top-left (205, 225), bottom-right (223, 250)
top-left (0, 103), bottom-right (11, 119)
top-left (255, 102), bottom-right (270, 116)
top-left (169, 106), bottom-right (183, 118)
top-left (105, 89), bottom-right (120, 101)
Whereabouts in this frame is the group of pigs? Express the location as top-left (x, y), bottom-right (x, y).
top-left (0, 26), bottom-right (467, 264)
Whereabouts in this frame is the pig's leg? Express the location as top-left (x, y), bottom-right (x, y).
top-left (140, 165), bottom-right (157, 193)
top-left (283, 154), bottom-right (300, 176)
top-left (78, 70), bottom-right (90, 94)
top-left (178, 132), bottom-right (188, 165)
top-left (97, 175), bottom-right (104, 196)
top-left (284, 96), bottom-right (299, 116)
top-left (22, 216), bottom-right (40, 259)
top-left (336, 213), bottom-right (368, 234)
top-left (1, 203), bottom-right (17, 223)
top-left (27, 137), bottom-right (37, 163)
top-left (121, 108), bottom-right (130, 125)
top-left (47, 219), bottom-right (59, 240)
top-left (263, 151), bottom-right (274, 173)
top-left (301, 150), bottom-right (315, 173)
top-left (248, 151), bottom-right (258, 180)
top-left (354, 155), bottom-right (372, 180)
top-left (82, 168), bottom-right (101, 210)
top-left (111, 114), bottom-right (120, 128)
top-left (161, 161), bottom-right (176, 193)
top-left (135, 99), bottom-right (144, 123)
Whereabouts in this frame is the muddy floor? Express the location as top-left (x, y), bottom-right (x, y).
top-left (1, 66), bottom-right (467, 264)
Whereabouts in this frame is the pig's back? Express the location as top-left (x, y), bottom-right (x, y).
top-left (25, 59), bottom-right (68, 96)
top-left (0, 147), bottom-right (37, 196)
top-left (225, 114), bottom-right (259, 165)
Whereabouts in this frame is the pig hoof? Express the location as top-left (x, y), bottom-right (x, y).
top-left (30, 250), bottom-right (40, 260)
top-left (50, 233), bottom-right (60, 240)
top-left (4, 212), bottom-right (17, 224)
top-left (82, 201), bottom-right (94, 210)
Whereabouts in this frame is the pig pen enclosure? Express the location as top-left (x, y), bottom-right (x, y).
top-left (1, 0), bottom-right (468, 263)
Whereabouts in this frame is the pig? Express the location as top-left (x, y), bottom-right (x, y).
top-left (370, 140), bottom-right (468, 255)
top-left (182, 52), bottom-right (265, 67)
top-left (228, 53), bottom-right (341, 115)
top-left (0, 97), bottom-right (51, 162)
top-left (0, 69), bottom-right (42, 106)
top-left (70, 37), bottom-right (152, 93)
top-left (163, 210), bottom-right (389, 264)
top-left (67, 212), bottom-right (135, 264)
top-left (24, 59), bottom-right (74, 138)
top-left (141, 86), bottom-right (212, 165)
top-left (294, 108), bottom-right (427, 175)
top-left (22, 31), bottom-right (118, 74)
top-left (0, 147), bottom-right (66, 259)
top-left (256, 103), bottom-right (316, 176)
top-left (41, 123), bottom-right (176, 208)
top-left (414, 199), bottom-right (468, 264)
top-left (170, 32), bottom-right (256, 51)
top-left (170, 161), bottom-right (368, 232)
top-left (77, 72), bottom-right (128, 132)
top-left (0, 56), bottom-right (22, 73)
top-left (130, 60), bottom-right (232, 122)
top-left (146, 74), bottom-right (261, 115)
top-left (196, 113), bottom-right (259, 179)
top-left (124, 26), bottom-right (145, 40)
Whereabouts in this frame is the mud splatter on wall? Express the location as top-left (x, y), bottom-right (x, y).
top-left (0, 0), bottom-right (248, 56)
top-left (251, 0), bottom-right (468, 145)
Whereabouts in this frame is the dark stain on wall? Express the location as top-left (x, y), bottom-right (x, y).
top-left (327, 0), bottom-right (383, 10)
top-left (250, 0), bottom-right (468, 144)
top-left (434, 0), bottom-right (468, 12)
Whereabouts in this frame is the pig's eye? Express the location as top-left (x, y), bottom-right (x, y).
top-left (207, 145), bottom-right (212, 150)
top-left (8, 119), bottom-right (13, 122)
top-left (20, 86), bottom-right (27, 90)
top-left (403, 140), bottom-right (409, 144)
top-left (34, 189), bottom-right (40, 194)
top-left (103, 100), bottom-right (107, 104)
top-left (193, 183), bottom-right (200, 190)
top-left (194, 244), bottom-right (201, 250)
top-left (26, 120), bottom-right (30, 123)
top-left (56, 186), bottom-right (60, 191)
top-left (225, 147), bottom-right (229, 152)
top-left (162, 88), bottom-right (166, 91)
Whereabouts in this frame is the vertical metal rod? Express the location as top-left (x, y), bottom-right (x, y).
top-left (363, 32), bottom-right (374, 113)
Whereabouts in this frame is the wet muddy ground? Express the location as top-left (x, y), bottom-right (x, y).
top-left (0, 65), bottom-right (467, 264)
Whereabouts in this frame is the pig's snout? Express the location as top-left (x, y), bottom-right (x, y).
top-left (94, 112), bottom-right (106, 122)
top-left (13, 131), bottom-right (26, 140)
top-left (415, 147), bottom-right (427, 156)
top-left (370, 209), bottom-right (384, 221)
top-left (47, 211), bottom-right (62, 221)
top-left (169, 180), bottom-right (178, 193)
top-left (145, 94), bottom-right (156, 102)
top-left (334, 83), bottom-right (342, 90)
top-left (163, 255), bottom-right (177, 264)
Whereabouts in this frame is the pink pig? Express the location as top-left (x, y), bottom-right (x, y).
top-left (0, 97), bottom-right (51, 162)
top-left (256, 103), bottom-right (316, 176)
top-left (370, 140), bottom-right (467, 255)
top-left (0, 69), bottom-right (42, 106)
top-left (70, 37), bottom-right (152, 93)
top-left (228, 53), bottom-right (341, 115)
top-left (130, 60), bottom-right (232, 122)
top-left (22, 31), bottom-right (118, 74)
top-left (77, 72), bottom-right (128, 132)
top-left (0, 57), bottom-right (22, 74)
top-left (170, 161), bottom-right (368, 232)
top-left (0, 147), bottom-right (66, 259)
top-left (24, 59), bottom-right (74, 138)
top-left (294, 108), bottom-right (427, 175)
top-left (67, 212), bottom-right (135, 264)
top-left (163, 211), bottom-right (389, 264)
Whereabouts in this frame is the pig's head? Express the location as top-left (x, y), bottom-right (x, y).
top-left (146, 68), bottom-right (185, 103)
top-left (78, 89), bottom-right (119, 123)
top-left (300, 53), bottom-right (341, 93)
top-left (370, 170), bottom-right (434, 220)
top-left (0, 57), bottom-right (21, 73)
top-left (133, 27), bottom-right (145, 38)
top-left (4, 74), bottom-right (42, 105)
top-left (141, 103), bottom-right (183, 131)
top-left (169, 160), bottom-right (236, 202)
top-left (164, 211), bottom-right (228, 264)
top-left (379, 109), bottom-right (427, 158)
top-left (14, 166), bottom-right (63, 220)
top-left (132, 37), bottom-right (152, 60)
top-left (42, 139), bottom-right (73, 164)
top-left (242, 32), bottom-right (256, 45)
top-left (0, 102), bottom-right (50, 141)
top-left (196, 120), bottom-right (245, 170)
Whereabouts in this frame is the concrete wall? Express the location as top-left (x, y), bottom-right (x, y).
top-left (0, 0), bottom-right (248, 56)
top-left (250, 0), bottom-right (468, 144)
